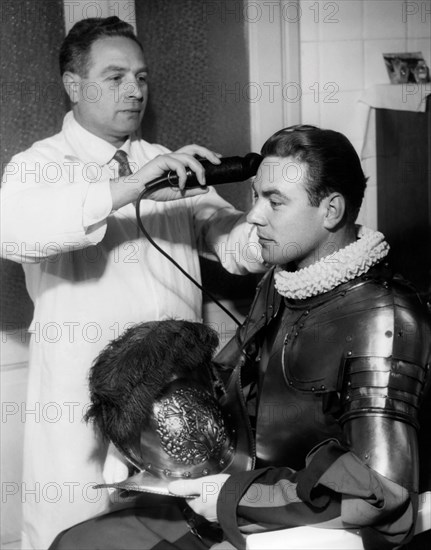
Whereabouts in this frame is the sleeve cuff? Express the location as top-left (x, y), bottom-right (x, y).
top-left (217, 468), bottom-right (272, 550)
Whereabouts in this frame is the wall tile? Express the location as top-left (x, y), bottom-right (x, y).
top-left (364, 38), bottom-right (408, 89)
top-left (319, 0), bottom-right (363, 41)
top-left (363, 0), bottom-right (407, 40)
top-left (406, 0), bottom-right (431, 38)
top-left (300, 41), bottom-right (320, 91)
top-left (319, 40), bottom-right (364, 92)
top-left (300, 92), bottom-right (321, 126)
top-left (319, 90), bottom-right (364, 143)
top-left (299, 0), bottom-right (321, 42)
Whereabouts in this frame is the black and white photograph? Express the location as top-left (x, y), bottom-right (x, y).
top-left (1, 1), bottom-right (430, 549)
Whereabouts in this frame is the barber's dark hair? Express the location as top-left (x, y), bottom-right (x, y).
top-left (85, 320), bottom-right (219, 454)
top-left (59, 16), bottom-right (142, 76)
top-left (261, 125), bottom-right (367, 221)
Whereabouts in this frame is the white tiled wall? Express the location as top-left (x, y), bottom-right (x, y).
top-left (299, 0), bottom-right (431, 228)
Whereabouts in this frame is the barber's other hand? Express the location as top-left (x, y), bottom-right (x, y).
top-left (168, 473), bottom-right (229, 522)
top-left (174, 144), bottom-right (222, 165)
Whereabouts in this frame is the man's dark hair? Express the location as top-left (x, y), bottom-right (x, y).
top-left (261, 125), bottom-right (367, 222)
top-left (59, 16), bottom-right (143, 77)
top-left (85, 320), bottom-right (219, 455)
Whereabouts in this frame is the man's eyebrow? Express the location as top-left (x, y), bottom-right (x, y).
top-left (252, 182), bottom-right (288, 200)
top-left (101, 65), bottom-right (149, 75)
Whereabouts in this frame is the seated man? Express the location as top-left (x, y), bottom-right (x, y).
top-left (50, 126), bottom-right (431, 550)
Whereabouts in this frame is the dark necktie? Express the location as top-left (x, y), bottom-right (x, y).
top-left (113, 150), bottom-right (132, 177)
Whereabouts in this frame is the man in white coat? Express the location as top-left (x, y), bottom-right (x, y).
top-left (0, 17), bottom-right (262, 550)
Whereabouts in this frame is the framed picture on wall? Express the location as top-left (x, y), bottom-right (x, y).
top-left (383, 52), bottom-right (430, 84)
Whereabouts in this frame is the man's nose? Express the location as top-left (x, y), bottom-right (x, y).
top-left (247, 202), bottom-right (265, 226)
top-left (124, 78), bottom-right (145, 100)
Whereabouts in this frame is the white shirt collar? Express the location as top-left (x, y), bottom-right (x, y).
top-left (63, 111), bottom-right (132, 165)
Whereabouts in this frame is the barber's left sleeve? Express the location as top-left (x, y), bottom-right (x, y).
top-left (217, 440), bottom-right (414, 550)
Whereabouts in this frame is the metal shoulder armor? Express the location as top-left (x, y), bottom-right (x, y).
top-left (339, 279), bottom-right (431, 489)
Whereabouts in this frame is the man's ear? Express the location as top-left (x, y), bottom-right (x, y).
top-left (63, 72), bottom-right (81, 103)
top-left (322, 192), bottom-right (346, 229)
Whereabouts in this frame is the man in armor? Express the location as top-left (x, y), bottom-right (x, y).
top-left (50, 126), bottom-right (431, 550)
top-left (170, 125), bottom-right (431, 549)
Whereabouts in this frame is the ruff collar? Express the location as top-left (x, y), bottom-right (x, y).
top-left (274, 225), bottom-right (390, 300)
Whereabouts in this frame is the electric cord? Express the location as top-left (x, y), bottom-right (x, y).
top-left (135, 181), bottom-right (242, 326)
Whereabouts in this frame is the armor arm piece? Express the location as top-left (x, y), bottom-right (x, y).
top-left (338, 282), bottom-right (431, 490)
top-left (339, 356), bottom-right (429, 492)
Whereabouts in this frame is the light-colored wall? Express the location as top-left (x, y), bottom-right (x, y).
top-left (299, 0), bottom-right (431, 228)
top-left (299, 0), bottom-right (430, 152)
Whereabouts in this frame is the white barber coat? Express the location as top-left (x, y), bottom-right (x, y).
top-left (1, 112), bottom-right (262, 549)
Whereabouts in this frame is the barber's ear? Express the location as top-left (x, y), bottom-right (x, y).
top-left (63, 72), bottom-right (81, 103)
top-left (322, 192), bottom-right (346, 229)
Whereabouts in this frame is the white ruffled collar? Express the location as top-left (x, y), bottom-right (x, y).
top-left (274, 226), bottom-right (390, 300)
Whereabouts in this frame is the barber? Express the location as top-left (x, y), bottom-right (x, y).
top-left (0, 16), bottom-right (263, 549)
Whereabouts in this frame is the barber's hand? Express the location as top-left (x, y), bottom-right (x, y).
top-left (168, 474), bottom-right (229, 522)
top-left (137, 146), bottom-right (221, 201)
top-left (110, 146), bottom-right (221, 209)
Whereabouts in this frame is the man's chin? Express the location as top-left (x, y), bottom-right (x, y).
top-left (117, 120), bottom-right (142, 136)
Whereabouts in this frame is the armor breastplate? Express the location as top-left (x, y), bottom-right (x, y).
top-left (255, 301), bottom-right (343, 470)
top-left (255, 269), bottom-right (431, 472)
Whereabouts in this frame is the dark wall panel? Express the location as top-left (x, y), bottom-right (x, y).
top-left (1, 0), bottom-right (67, 329)
top-left (135, 0), bottom-right (252, 210)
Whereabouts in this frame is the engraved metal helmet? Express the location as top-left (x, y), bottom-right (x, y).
top-left (96, 365), bottom-right (252, 497)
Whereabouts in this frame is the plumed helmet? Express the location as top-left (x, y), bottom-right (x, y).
top-left (92, 320), bottom-right (253, 497)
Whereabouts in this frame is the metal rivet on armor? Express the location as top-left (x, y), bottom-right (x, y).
top-left (364, 453), bottom-right (369, 459)
top-left (289, 381), bottom-right (293, 386)
top-left (219, 459), bottom-right (226, 466)
top-left (321, 385), bottom-right (326, 390)
top-left (202, 469), bottom-right (210, 476)
top-left (346, 335), bottom-right (352, 342)
top-left (305, 310), bottom-right (310, 315)
top-left (311, 386), bottom-right (315, 392)
top-left (385, 330), bottom-right (393, 338)
top-left (182, 471), bottom-right (191, 478)
top-left (347, 351), bottom-right (352, 356)
top-left (346, 395), bottom-right (350, 400)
